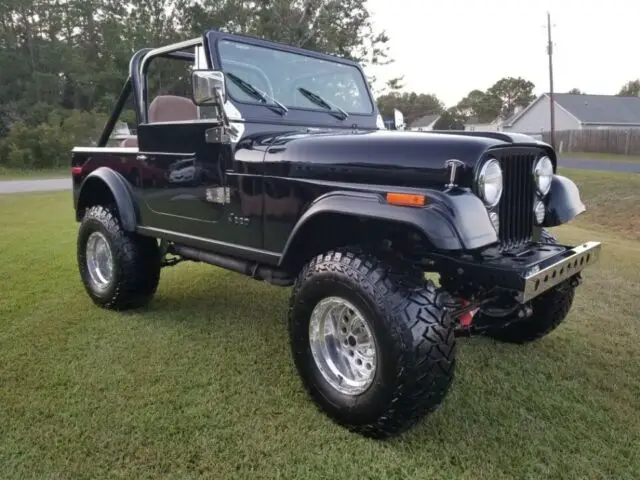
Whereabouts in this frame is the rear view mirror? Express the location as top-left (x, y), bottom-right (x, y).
top-left (192, 70), bottom-right (226, 106)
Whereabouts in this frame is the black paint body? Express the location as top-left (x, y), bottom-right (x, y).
top-left (71, 29), bottom-right (587, 291)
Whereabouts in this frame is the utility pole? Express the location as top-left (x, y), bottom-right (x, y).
top-left (546, 12), bottom-right (556, 149)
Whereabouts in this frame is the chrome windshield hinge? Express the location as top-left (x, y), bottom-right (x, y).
top-left (205, 126), bottom-right (231, 144)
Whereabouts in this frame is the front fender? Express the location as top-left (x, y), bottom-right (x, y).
top-left (279, 188), bottom-right (498, 264)
top-left (543, 175), bottom-right (586, 227)
top-left (75, 167), bottom-right (138, 231)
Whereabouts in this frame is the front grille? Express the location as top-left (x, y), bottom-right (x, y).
top-left (495, 150), bottom-right (538, 250)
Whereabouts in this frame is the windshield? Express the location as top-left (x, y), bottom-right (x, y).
top-left (217, 39), bottom-right (374, 115)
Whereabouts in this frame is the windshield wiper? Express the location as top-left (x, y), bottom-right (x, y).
top-left (226, 72), bottom-right (288, 115)
top-left (297, 87), bottom-right (349, 120)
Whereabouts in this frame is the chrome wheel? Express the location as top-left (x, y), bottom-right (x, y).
top-left (85, 231), bottom-right (114, 291)
top-left (308, 296), bottom-right (378, 396)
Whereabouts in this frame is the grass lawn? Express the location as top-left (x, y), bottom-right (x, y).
top-left (1, 171), bottom-right (639, 479)
top-left (559, 167), bottom-right (640, 240)
top-left (0, 166), bottom-right (68, 180)
top-left (561, 151), bottom-right (640, 163)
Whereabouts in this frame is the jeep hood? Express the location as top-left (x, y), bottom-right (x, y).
top-left (260, 129), bottom-right (543, 189)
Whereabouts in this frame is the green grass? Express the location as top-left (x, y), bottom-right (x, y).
top-left (561, 151), bottom-right (640, 163)
top-left (0, 166), bottom-right (68, 180)
top-left (559, 167), bottom-right (640, 240)
top-left (1, 175), bottom-right (639, 479)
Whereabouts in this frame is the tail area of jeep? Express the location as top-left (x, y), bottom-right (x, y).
top-left (70, 29), bottom-right (602, 439)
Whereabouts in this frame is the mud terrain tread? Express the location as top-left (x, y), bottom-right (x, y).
top-left (77, 205), bottom-right (160, 310)
top-left (288, 246), bottom-right (456, 439)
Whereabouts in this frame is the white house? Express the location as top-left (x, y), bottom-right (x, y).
top-left (464, 116), bottom-right (504, 132)
top-left (408, 114), bottom-right (441, 131)
top-left (502, 93), bottom-right (640, 134)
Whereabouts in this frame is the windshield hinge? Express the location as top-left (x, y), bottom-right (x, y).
top-left (205, 126), bottom-right (231, 144)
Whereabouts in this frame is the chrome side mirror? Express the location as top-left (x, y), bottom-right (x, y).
top-left (192, 70), bottom-right (226, 106)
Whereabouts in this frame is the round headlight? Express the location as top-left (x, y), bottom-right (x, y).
top-left (534, 156), bottom-right (554, 195)
top-left (478, 159), bottom-right (503, 207)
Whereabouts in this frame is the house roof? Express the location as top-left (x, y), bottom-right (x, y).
top-left (555, 93), bottom-right (640, 124)
top-left (505, 93), bottom-right (640, 127)
top-left (502, 110), bottom-right (520, 126)
top-left (409, 113), bottom-right (440, 128)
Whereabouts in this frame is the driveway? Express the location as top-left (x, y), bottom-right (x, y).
top-left (0, 178), bottom-right (72, 194)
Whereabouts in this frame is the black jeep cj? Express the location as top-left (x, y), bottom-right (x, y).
top-left (70, 29), bottom-right (602, 438)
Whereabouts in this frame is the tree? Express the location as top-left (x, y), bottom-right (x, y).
top-left (617, 80), bottom-right (640, 97)
top-left (567, 88), bottom-right (585, 94)
top-left (375, 91), bottom-right (445, 124)
top-left (456, 89), bottom-right (502, 122)
top-left (384, 77), bottom-right (404, 91)
top-left (0, 0), bottom-right (392, 122)
top-left (0, 0), bottom-right (394, 168)
top-left (432, 107), bottom-right (465, 130)
top-left (180, 0), bottom-right (391, 69)
top-left (487, 77), bottom-right (536, 118)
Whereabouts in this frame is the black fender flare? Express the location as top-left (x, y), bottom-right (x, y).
top-left (75, 167), bottom-right (138, 232)
top-left (278, 189), bottom-right (499, 266)
top-left (543, 174), bottom-right (586, 227)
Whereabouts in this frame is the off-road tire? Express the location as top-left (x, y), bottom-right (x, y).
top-left (288, 247), bottom-right (456, 439)
top-left (77, 205), bottom-right (161, 310)
top-left (483, 229), bottom-right (576, 344)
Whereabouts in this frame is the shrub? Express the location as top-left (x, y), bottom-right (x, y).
top-left (2, 109), bottom-right (108, 169)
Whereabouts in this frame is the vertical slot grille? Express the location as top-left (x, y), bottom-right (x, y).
top-left (496, 151), bottom-right (536, 250)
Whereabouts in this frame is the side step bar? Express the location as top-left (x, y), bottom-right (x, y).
top-left (171, 244), bottom-right (294, 287)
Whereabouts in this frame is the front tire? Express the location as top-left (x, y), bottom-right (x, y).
top-left (288, 247), bottom-right (456, 439)
top-left (77, 205), bottom-right (161, 310)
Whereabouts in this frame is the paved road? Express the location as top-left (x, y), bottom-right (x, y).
top-left (0, 156), bottom-right (637, 194)
top-left (558, 156), bottom-right (640, 173)
top-left (0, 178), bottom-right (71, 194)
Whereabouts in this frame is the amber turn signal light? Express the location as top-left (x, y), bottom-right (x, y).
top-left (385, 192), bottom-right (427, 207)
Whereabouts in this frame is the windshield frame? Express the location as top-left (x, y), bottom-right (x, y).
top-left (206, 32), bottom-right (377, 118)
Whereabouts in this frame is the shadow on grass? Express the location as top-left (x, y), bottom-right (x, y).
top-left (131, 268), bottom-right (620, 453)
top-left (141, 270), bottom-right (290, 321)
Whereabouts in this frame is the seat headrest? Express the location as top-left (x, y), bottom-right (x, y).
top-left (148, 95), bottom-right (197, 123)
top-left (119, 137), bottom-right (138, 148)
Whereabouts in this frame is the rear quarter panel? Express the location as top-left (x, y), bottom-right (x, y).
top-left (72, 148), bottom-right (163, 225)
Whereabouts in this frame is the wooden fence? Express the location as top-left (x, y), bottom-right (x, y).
top-left (536, 129), bottom-right (640, 155)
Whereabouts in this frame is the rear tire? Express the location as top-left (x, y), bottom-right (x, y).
top-left (288, 247), bottom-right (456, 439)
top-left (77, 205), bottom-right (161, 310)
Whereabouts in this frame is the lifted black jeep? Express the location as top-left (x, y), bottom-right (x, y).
top-left (71, 30), bottom-right (601, 439)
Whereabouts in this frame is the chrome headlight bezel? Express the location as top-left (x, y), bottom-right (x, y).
top-left (477, 158), bottom-right (503, 208)
top-left (534, 199), bottom-right (546, 225)
top-left (489, 211), bottom-right (500, 233)
top-left (533, 155), bottom-right (554, 196)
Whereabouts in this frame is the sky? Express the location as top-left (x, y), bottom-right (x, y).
top-left (365, 0), bottom-right (640, 107)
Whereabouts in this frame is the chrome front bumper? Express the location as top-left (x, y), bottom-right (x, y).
top-left (519, 241), bottom-right (602, 303)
